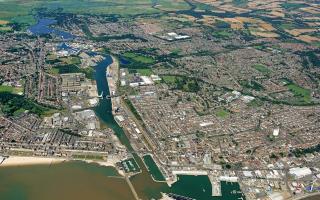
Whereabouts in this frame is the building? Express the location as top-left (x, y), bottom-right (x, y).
top-left (289, 167), bottom-right (312, 179)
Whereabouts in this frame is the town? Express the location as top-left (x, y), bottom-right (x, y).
top-left (0, 0), bottom-right (320, 200)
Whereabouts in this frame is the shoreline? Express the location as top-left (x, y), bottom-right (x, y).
top-left (0, 156), bottom-right (66, 167)
top-left (84, 157), bottom-right (125, 176)
top-left (0, 155), bottom-right (125, 176)
top-left (0, 156), bottom-right (116, 168)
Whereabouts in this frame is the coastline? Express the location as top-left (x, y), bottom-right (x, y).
top-left (84, 157), bottom-right (125, 176)
top-left (0, 156), bottom-right (66, 167)
top-left (0, 156), bottom-right (125, 176)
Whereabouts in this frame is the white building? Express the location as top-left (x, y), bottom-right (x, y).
top-left (273, 128), bottom-right (280, 137)
top-left (289, 167), bottom-right (312, 179)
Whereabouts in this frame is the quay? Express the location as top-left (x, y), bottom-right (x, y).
top-left (209, 175), bottom-right (222, 197)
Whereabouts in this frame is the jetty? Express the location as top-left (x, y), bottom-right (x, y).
top-left (209, 175), bottom-right (221, 197)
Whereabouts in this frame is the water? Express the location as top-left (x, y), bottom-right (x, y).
top-left (119, 56), bottom-right (131, 65)
top-left (93, 54), bottom-right (134, 149)
top-left (28, 18), bottom-right (74, 40)
top-left (170, 177), bottom-right (245, 200)
top-left (143, 155), bottom-right (166, 182)
top-left (0, 161), bottom-right (134, 200)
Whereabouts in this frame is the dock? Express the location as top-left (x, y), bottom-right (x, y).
top-left (209, 175), bottom-right (221, 197)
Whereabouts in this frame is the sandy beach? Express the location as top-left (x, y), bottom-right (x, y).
top-left (0, 156), bottom-right (66, 167)
top-left (0, 155), bottom-right (125, 176)
top-left (84, 156), bottom-right (125, 176)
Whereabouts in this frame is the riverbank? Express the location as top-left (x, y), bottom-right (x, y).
top-left (0, 156), bottom-right (66, 167)
top-left (107, 55), bottom-right (120, 113)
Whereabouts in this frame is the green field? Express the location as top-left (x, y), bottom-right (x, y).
top-left (162, 75), bottom-right (177, 84)
top-left (0, 85), bottom-right (23, 94)
top-left (286, 82), bottom-right (311, 103)
top-left (0, 92), bottom-right (55, 117)
top-left (49, 65), bottom-right (94, 79)
top-left (143, 155), bottom-right (165, 182)
top-left (47, 55), bottom-right (95, 79)
top-left (60, 56), bottom-right (81, 65)
top-left (155, 0), bottom-right (191, 11)
top-left (161, 75), bottom-right (200, 93)
top-left (248, 99), bottom-right (263, 107)
top-left (278, 23), bottom-right (297, 30)
top-left (215, 108), bottom-right (229, 118)
top-left (252, 64), bottom-right (271, 74)
top-left (213, 30), bottom-right (233, 39)
top-left (0, 0), bottom-right (191, 27)
top-left (136, 68), bottom-right (153, 76)
top-left (0, 1), bottom-right (38, 26)
top-left (123, 52), bottom-right (155, 65)
top-left (0, 25), bottom-right (12, 32)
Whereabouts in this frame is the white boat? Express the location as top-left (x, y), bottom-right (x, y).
top-left (98, 91), bottom-right (103, 98)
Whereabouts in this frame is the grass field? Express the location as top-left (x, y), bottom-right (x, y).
top-left (213, 30), bottom-right (233, 39)
top-left (252, 64), bottom-right (271, 74)
top-left (248, 99), bottom-right (264, 107)
top-left (0, 26), bottom-right (12, 32)
top-left (0, 85), bottom-right (23, 94)
top-left (123, 52), bottom-right (155, 64)
top-left (60, 56), bottom-right (81, 65)
top-left (286, 83), bottom-right (311, 103)
top-left (280, 79), bottom-right (312, 104)
top-left (215, 108), bottom-right (229, 118)
top-left (0, 1), bottom-right (38, 25)
top-left (161, 75), bottom-right (200, 93)
top-left (0, 0), bottom-right (190, 25)
top-left (162, 75), bottom-right (177, 84)
top-left (155, 0), bottom-right (191, 11)
top-left (136, 68), bottom-right (153, 76)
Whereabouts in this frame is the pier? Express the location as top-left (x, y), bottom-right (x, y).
top-left (209, 175), bottom-right (222, 197)
top-left (125, 175), bottom-right (140, 200)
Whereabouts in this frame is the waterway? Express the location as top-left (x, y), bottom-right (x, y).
top-left (28, 18), bottom-right (74, 40)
